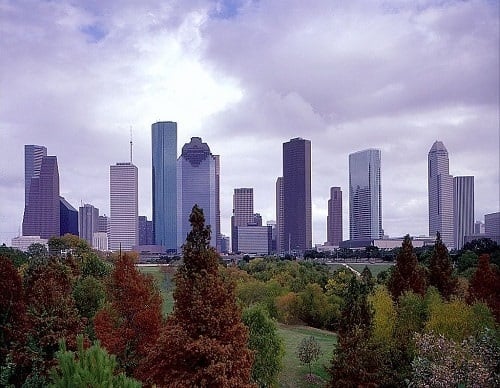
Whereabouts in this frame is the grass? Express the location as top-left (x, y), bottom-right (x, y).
top-left (348, 263), bottom-right (393, 277)
top-left (277, 324), bottom-right (337, 387)
top-left (138, 265), bottom-right (174, 316)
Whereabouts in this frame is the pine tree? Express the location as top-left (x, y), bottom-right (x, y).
top-left (388, 235), bottom-right (427, 301)
top-left (138, 205), bottom-right (254, 387)
top-left (428, 232), bottom-right (457, 300)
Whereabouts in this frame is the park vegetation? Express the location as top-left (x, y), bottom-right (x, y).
top-left (1, 215), bottom-right (499, 386)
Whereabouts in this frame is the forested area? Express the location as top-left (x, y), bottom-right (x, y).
top-left (1, 209), bottom-right (499, 387)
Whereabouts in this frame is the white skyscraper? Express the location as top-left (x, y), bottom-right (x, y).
top-left (109, 162), bottom-right (138, 251)
top-left (453, 176), bottom-right (474, 250)
top-left (428, 141), bottom-right (454, 248)
top-left (349, 149), bottom-right (382, 240)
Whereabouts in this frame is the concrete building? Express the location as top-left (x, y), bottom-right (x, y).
top-left (236, 226), bottom-right (272, 255)
top-left (92, 232), bottom-right (108, 251)
top-left (79, 203), bottom-right (99, 246)
top-left (11, 236), bottom-right (48, 251)
top-left (283, 138), bottom-right (312, 253)
top-left (275, 177), bottom-right (284, 254)
top-left (109, 162), bottom-right (138, 251)
top-left (484, 212), bottom-right (500, 244)
top-left (428, 141), bottom-right (454, 248)
top-left (151, 121), bottom-right (177, 253)
top-left (22, 155), bottom-right (60, 239)
top-left (453, 176), bottom-right (474, 250)
top-left (60, 196), bottom-right (78, 236)
top-left (231, 188), bottom-right (254, 253)
top-left (474, 221), bottom-right (485, 235)
top-left (327, 187), bottom-right (343, 246)
top-left (139, 215), bottom-right (154, 246)
top-left (349, 149), bottom-right (382, 240)
top-left (177, 137), bottom-right (217, 250)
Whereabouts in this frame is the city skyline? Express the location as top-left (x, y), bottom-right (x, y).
top-left (1, 1), bottom-right (498, 246)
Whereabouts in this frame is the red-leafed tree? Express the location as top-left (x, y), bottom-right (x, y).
top-left (94, 252), bottom-right (163, 378)
top-left (138, 205), bottom-right (254, 387)
top-left (388, 235), bottom-right (427, 301)
top-left (428, 232), bottom-right (457, 300)
top-left (468, 254), bottom-right (500, 322)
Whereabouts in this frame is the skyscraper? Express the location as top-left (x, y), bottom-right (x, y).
top-left (453, 176), bottom-right (474, 250)
top-left (349, 149), bottom-right (382, 240)
top-left (79, 203), bottom-right (99, 246)
top-left (152, 121), bottom-right (177, 253)
top-left (231, 188), bottom-right (254, 253)
top-left (428, 141), bottom-right (454, 248)
top-left (24, 144), bottom-right (47, 207)
top-left (138, 215), bottom-right (154, 245)
top-left (214, 155), bottom-right (221, 252)
top-left (23, 155), bottom-right (60, 239)
top-left (327, 187), bottom-right (343, 246)
top-left (283, 138), bottom-right (312, 253)
top-left (109, 162), bottom-right (138, 251)
top-left (177, 137), bottom-right (217, 249)
top-left (276, 177), bottom-right (284, 254)
top-left (60, 196), bottom-right (78, 236)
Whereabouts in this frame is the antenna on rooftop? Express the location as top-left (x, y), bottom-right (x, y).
top-left (130, 126), bottom-right (133, 163)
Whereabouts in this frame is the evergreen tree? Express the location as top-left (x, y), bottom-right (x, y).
top-left (138, 205), bottom-right (254, 387)
top-left (468, 254), bottom-right (500, 322)
top-left (428, 232), bottom-right (457, 300)
top-left (388, 235), bottom-right (427, 301)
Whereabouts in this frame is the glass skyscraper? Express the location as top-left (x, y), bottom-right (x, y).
top-left (177, 137), bottom-right (217, 250)
top-left (231, 188), bottom-right (254, 253)
top-left (283, 138), bottom-right (312, 253)
top-left (349, 149), bottom-right (382, 240)
top-left (327, 186), bottom-right (343, 246)
top-left (24, 144), bottom-right (47, 207)
top-left (152, 121), bottom-right (177, 253)
top-left (453, 176), bottom-right (474, 250)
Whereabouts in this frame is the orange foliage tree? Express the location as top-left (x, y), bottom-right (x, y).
top-left (138, 205), bottom-right (254, 387)
top-left (94, 253), bottom-right (163, 378)
top-left (468, 254), bottom-right (500, 322)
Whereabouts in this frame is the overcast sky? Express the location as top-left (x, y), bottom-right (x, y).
top-left (1, 0), bottom-right (499, 246)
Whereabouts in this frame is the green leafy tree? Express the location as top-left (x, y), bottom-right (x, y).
top-left (388, 235), bottom-right (427, 301)
top-left (297, 336), bottom-right (322, 377)
top-left (137, 205), bottom-right (254, 387)
top-left (297, 283), bottom-right (337, 329)
top-left (428, 232), bottom-right (457, 300)
top-left (50, 336), bottom-right (140, 387)
top-left (243, 305), bottom-right (284, 387)
top-left (468, 254), bottom-right (500, 322)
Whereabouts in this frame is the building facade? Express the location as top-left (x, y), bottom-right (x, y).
top-left (79, 203), bottom-right (99, 246)
top-left (139, 215), bottom-right (154, 246)
top-left (275, 177), bottom-right (284, 254)
top-left (60, 196), bottom-right (78, 236)
top-left (24, 144), bottom-right (47, 207)
top-left (109, 162), bottom-right (138, 251)
top-left (349, 149), bottom-right (382, 240)
top-left (23, 155), bottom-right (60, 239)
top-left (177, 137), bottom-right (217, 250)
top-left (453, 176), bottom-right (474, 250)
top-left (231, 188), bottom-right (254, 253)
top-left (327, 187), bottom-right (343, 246)
top-left (283, 138), bottom-right (312, 253)
top-left (428, 141), bottom-right (454, 248)
top-left (152, 121), bottom-right (177, 253)
top-left (236, 226), bottom-right (272, 255)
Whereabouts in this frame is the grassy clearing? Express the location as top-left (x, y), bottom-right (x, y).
top-left (348, 263), bottom-right (393, 277)
top-left (277, 324), bottom-right (337, 387)
top-left (138, 266), bottom-right (174, 316)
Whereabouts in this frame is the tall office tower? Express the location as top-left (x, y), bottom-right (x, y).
top-left (109, 162), bottom-right (138, 251)
top-left (98, 215), bottom-right (109, 233)
top-left (214, 155), bottom-right (222, 252)
top-left (177, 137), bottom-right (217, 249)
top-left (453, 176), bottom-right (474, 250)
top-left (79, 203), bottom-right (99, 246)
top-left (231, 188), bottom-right (254, 253)
top-left (23, 156), bottom-right (60, 238)
top-left (349, 149), bottom-right (382, 240)
top-left (24, 144), bottom-right (47, 206)
top-left (267, 220), bottom-right (277, 253)
top-left (428, 141), bottom-right (454, 248)
top-left (283, 138), bottom-right (312, 253)
top-left (138, 215), bottom-right (154, 245)
top-left (60, 197), bottom-right (78, 236)
top-left (484, 212), bottom-right (500, 239)
top-left (275, 177), bottom-right (284, 254)
top-left (152, 121), bottom-right (177, 253)
top-left (474, 221), bottom-right (485, 235)
top-left (327, 187), bottom-right (343, 246)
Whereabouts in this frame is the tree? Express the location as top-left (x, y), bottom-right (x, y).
top-left (50, 336), bottom-right (140, 387)
top-left (138, 205), bottom-right (254, 387)
top-left (388, 235), bottom-right (427, 301)
top-left (242, 305), bottom-right (284, 387)
top-left (297, 283), bottom-right (337, 329)
top-left (297, 336), bottom-right (321, 377)
top-left (428, 232), bottom-right (457, 300)
top-left (94, 252), bottom-right (162, 377)
top-left (468, 254), bottom-right (500, 322)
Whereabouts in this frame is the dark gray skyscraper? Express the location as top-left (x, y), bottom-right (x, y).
top-left (453, 176), bottom-right (474, 250)
top-left (60, 196), bottom-right (78, 236)
top-left (276, 177), bottom-right (284, 254)
top-left (79, 203), bottom-right (99, 246)
top-left (152, 121), bottom-right (177, 253)
top-left (327, 187), bottom-right (343, 246)
top-left (23, 155), bottom-right (60, 238)
top-left (283, 138), bottom-right (312, 253)
top-left (349, 149), bottom-right (382, 240)
top-left (24, 144), bottom-right (47, 207)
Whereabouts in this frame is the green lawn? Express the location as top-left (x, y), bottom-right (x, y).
top-left (348, 263), bottom-right (393, 277)
top-left (138, 265), bottom-right (174, 316)
top-left (277, 324), bottom-right (337, 387)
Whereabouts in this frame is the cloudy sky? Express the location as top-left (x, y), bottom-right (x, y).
top-left (1, 0), bottom-right (498, 246)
